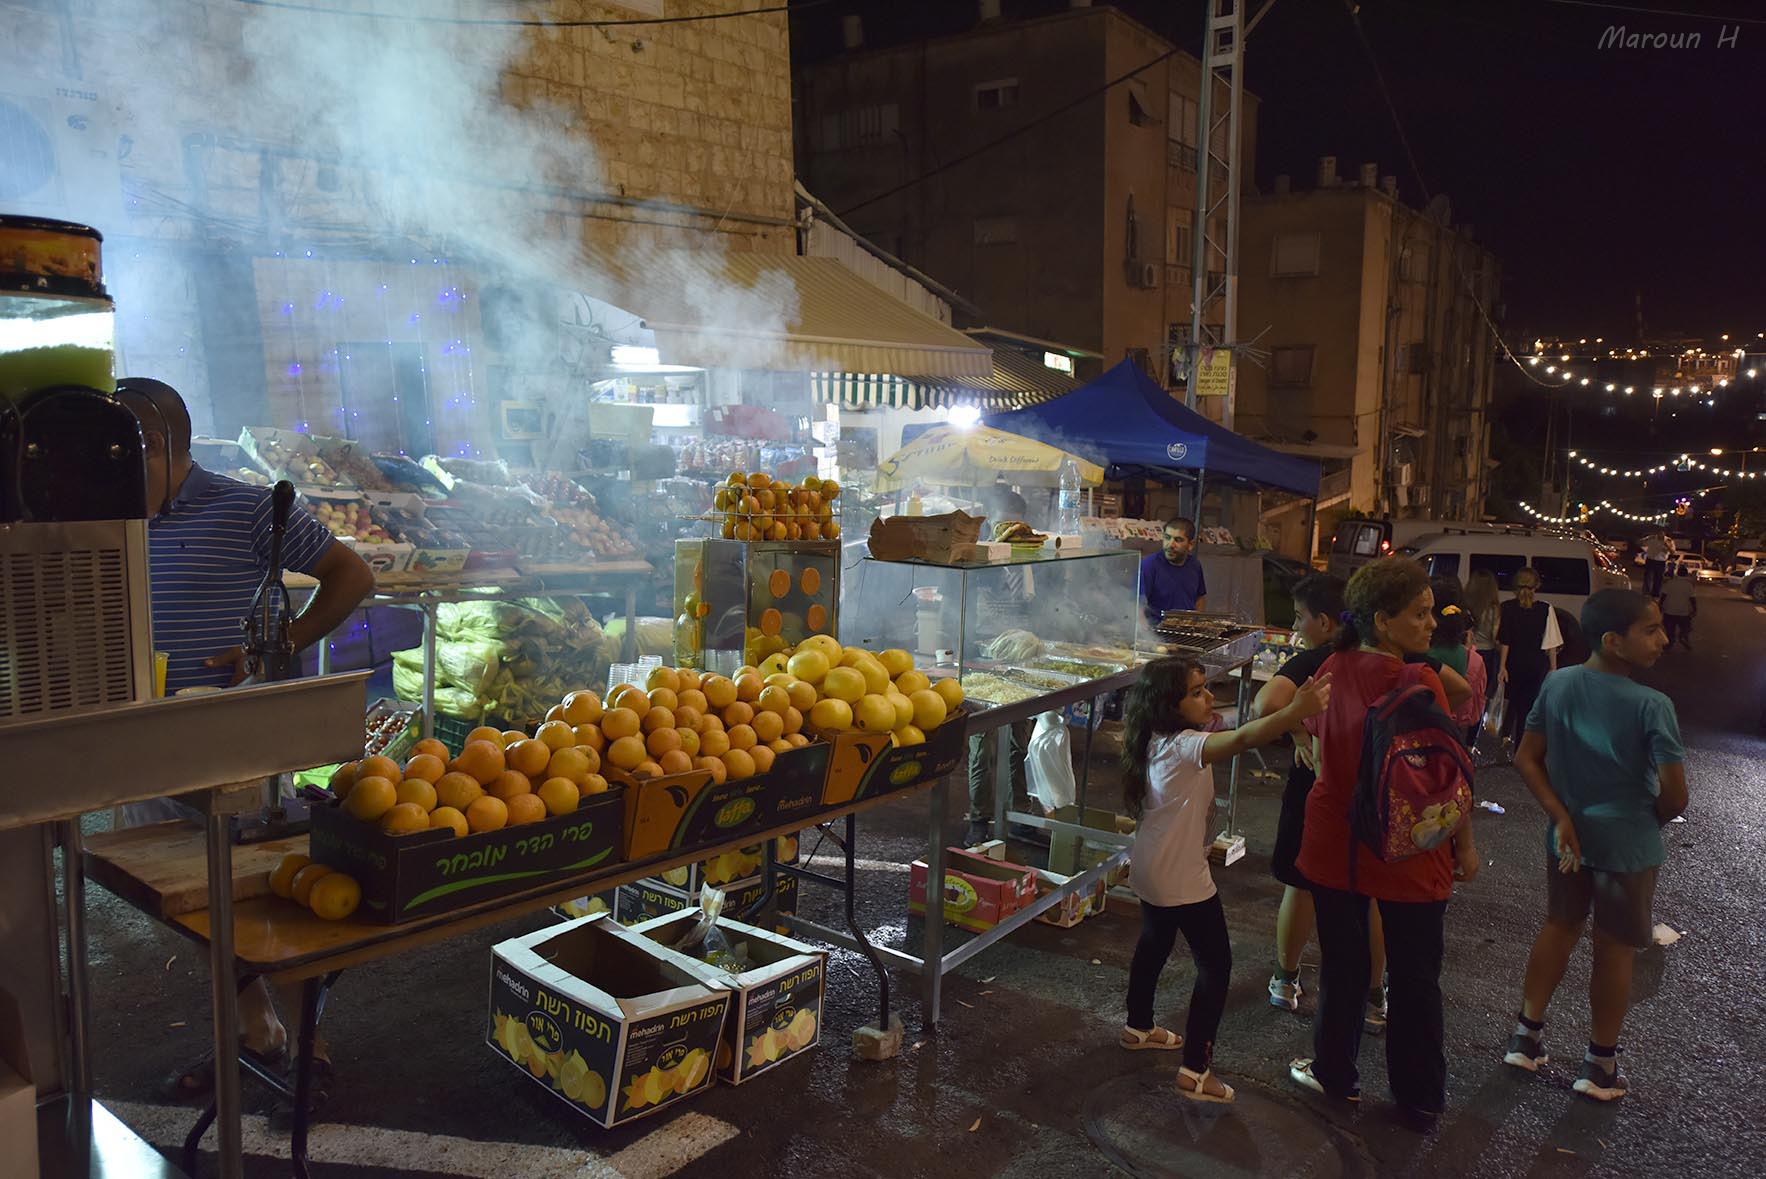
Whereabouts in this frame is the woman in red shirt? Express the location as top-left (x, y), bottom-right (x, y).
top-left (1290, 558), bottom-right (1480, 1130)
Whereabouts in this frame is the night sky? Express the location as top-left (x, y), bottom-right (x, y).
top-left (794, 0), bottom-right (1766, 343)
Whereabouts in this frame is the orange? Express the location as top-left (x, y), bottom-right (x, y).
top-left (395, 778), bottom-right (438, 812)
top-left (722, 700), bottom-right (754, 729)
top-left (612, 684), bottom-right (651, 714)
top-left (647, 686), bottom-right (679, 713)
top-left (344, 776), bottom-right (397, 822)
top-left (888, 692), bottom-right (915, 730)
top-left (268, 853), bottom-right (311, 899)
top-left (768, 738), bottom-right (793, 755)
top-left (695, 755), bottom-right (728, 784)
top-left (412, 737), bottom-right (450, 762)
top-left (487, 769), bottom-right (533, 801)
top-left (702, 675), bottom-right (738, 710)
top-left (854, 658), bottom-right (890, 695)
top-left (607, 735), bottom-right (648, 771)
top-left (734, 673), bottom-right (764, 703)
top-left (429, 806), bottom-right (469, 837)
top-left (721, 748), bottom-right (756, 781)
top-left (764, 671), bottom-right (795, 690)
top-left (290, 863), bottom-right (334, 907)
top-left (786, 732), bottom-right (810, 748)
top-left (544, 704), bottom-right (564, 723)
top-left (749, 472), bottom-right (772, 491)
top-left (658, 749), bottom-right (694, 775)
top-left (768, 569), bottom-right (791, 598)
top-left (895, 670), bottom-right (931, 696)
top-left (727, 723), bottom-right (758, 752)
top-left (757, 488), bottom-right (776, 511)
top-left (645, 666), bottom-right (682, 694)
top-left (756, 684), bottom-right (791, 715)
top-left (307, 872), bottom-right (361, 921)
top-left (698, 728), bottom-right (731, 758)
top-left (821, 667), bottom-right (865, 704)
top-left (674, 705), bottom-right (704, 732)
top-left (505, 793), bottom-right (547, 825)
top-left (632, 760), bottom-right (664, 779)
top-left (676, 668), bottom-right (702, 692)
top-left (506, 738), bottom-right (552, 778)
top-left (641, 706), bottom-right (677, 734)
top-left (572, 723), bottom-right (606, 752)
top-left (601, 707), bottom-right (642, 740)
top-left (537, 777), bottom-right (580, 816)
top-left (581, 773), bottom-right (609, 795)
top-left (822, 478), bottom-right (841, 499)
top-left (646, 727), bottom-right (683, 758)
top-left (800, 567), bottom-right (822, 595)
top-left (466, 795), bottom-right (509, 833)
top-left (698, 712), bottom-right (725, 734)
top-left (933, 677), bottom-right (965, 712)
top-left (434, 772), bottom-right (483, 812)
top-left (782, 705), bottom-right (804, 736)
top-left (358, 755), bottom-right (401, 784)
top-left (809, 698), bottom-right (852, 732)
top-left (535, 720), bottom-right (576, 752)
top-left (560, 744), bottom-right (599, 778)
top-left (453, 740), bottom-right (506, 786)
top-left (380, 802), bottom-right (430, 834)
top-left (677, 689), bottom-right (708, 714)
top-left (752, 710), bottom-right (785, 744)
top-left (750, 744), bottom-right (776, 775)
top-left (328, 761), bottom-right (359, 794)
top-left (403, 753), bottom-right (446, 784)
top-left (786, 680), bottom-right (817, 711)
top-left (561, 690), bottom-right (604, 726)
top-left (854, 694), bottom-right (896, 733)
top-left (501, 730), bottom-right (527, 747)
top-left (909, 689), bottom-right (948, 731)
top-left (759, 608), bottom-right (782, 637)
top-left (466, 725), bottom-right (505, 749)
top-left (676, 727), bottom-right (701, 757)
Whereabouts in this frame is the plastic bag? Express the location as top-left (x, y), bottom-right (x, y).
top-left (1025, 710), bottom-right (1076, 812)
top-left (1481, 682), bottom-right (1506, 738)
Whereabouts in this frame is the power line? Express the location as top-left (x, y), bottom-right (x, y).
top-left (234, 0), bottom-right (830, 29)
top-left (836, 46), bottom-right (1183, 221)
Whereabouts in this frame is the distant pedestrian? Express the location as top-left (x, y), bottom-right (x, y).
top-left (1427, 578), bottom-right (1487, 744)
top-left (1465, 568), bottom-right (1502, 688)
top-left (1638, 532), bottom-right (1672, 597)
top-left (1140, 518), bottom-right (1208, 624)
top-left (1658, 564), bottom-right (1696, 650)
top-left (1498, 568), bottom-right (1562, 744)
top-left (1118, 655), bottom-right (1331, 1104)
top-left (1504, 589), bottom-right (1686, 1101)
top-left (1288, 558), bottom-right (1479, 1132)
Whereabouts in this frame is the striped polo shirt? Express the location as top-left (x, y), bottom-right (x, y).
top-left (149, 463), bottom-right (336, 693)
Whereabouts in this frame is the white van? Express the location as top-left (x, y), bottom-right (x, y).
top-left (1399, 526), bottom-right (1630, 615)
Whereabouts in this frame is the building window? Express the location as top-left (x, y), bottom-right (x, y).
top-left (1271, 233), bottom-right (1320, 277)
top-left (1399, 341), bottom-right (1428, 374)
top-left (973, 216), bottom-right (1018, 246)
top-left (975, 79), bottom-right (1020, 110)
top-left (1128, 81), bottom-right (1155, 126)
top-left (1165, 207), bottom-right (1191, 266)
top-left (815, 104), bottom-right (898, 151)
top-left (1270, 346), bottom-right (1315, 386)
top-left (1401, 247), bottom-right (1430, 283)
top-left (1168, 93), bottom-right (1198, 146)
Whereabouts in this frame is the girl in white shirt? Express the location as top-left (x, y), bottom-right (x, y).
top-left (1119, 656), bottom-right (1332, 1103)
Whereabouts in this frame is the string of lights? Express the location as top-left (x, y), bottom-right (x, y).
top-left (1518, 499), bottom-right (1673, 525)
top-left (1520, 353), bottom-right (1753, 401)
top-left (1566, 447), bottom-right (1762, 480)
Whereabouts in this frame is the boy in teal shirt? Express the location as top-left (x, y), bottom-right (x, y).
top-left (1503, 589), bottom-right (1688, 1101)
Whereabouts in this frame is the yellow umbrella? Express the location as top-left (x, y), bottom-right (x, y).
top-left (875, 425), bottom-right (1105, 492)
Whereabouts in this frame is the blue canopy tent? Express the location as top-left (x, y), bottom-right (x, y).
top-left (980, 359), bottom-right (1321, 497)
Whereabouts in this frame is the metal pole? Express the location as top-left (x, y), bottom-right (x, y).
top-left (920, 776), bottom-right (947, 1030)
top-left (205, 806), bottom-right (244, 1179)
top-left (59, 820), bottom-right (91, 1095)
top-left (421, 599), bottom-right (438, 740)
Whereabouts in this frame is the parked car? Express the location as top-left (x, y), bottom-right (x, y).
top-left (1399, 526), bottom-right (1630, 616)
top-left (1728, 551), bottom-right (1766, 601)
top-left (1673, 555), bottom-right (1713, 581)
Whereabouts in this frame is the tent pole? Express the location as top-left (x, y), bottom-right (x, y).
top-left (1193, 469), bottom-right (1206, 532)
top-left (1305, 496), bottom-right (1318, 566)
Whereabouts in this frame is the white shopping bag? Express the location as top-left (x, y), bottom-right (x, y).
top-left (1025, 710), bottom-right (1077, 812)
top-left (1481, 682), bottom-right (1507, 739)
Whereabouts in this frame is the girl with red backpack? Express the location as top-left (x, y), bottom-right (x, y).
top-left (1288, 558), bottom-right (1480, 1132)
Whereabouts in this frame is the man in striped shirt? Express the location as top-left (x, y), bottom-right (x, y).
top-left (127, 378), bottom-right (372, 1097)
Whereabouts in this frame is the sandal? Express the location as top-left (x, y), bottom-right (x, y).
top-left (1120, 1026), bottom-right (1183, 1051)
top-left (1289, 1057), bottom-right (1359, 1102)
top-left (1177, 1066), bottom-right (1236, 1104)
top-left (165, 1036), bottom-right (292, 1101)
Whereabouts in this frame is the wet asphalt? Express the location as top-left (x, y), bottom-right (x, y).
top-left (82, 586), bottom-right (1766, 1178)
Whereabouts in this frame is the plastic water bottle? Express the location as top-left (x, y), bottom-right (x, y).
top-left (1056, 458), bottom-right (1081, 535)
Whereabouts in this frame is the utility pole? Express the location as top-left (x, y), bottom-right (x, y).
top-left (1184, 0), bottom-right (1271, 427)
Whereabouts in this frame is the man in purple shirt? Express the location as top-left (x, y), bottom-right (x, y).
top-left (1140, 518), bottom-right (1208, 623)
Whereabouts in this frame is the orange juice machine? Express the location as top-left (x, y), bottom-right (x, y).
top-left (673, 538), bottom-right (841, 673)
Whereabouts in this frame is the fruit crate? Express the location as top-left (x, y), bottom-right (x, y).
top-left (434, 712), bottom-right (522, 752)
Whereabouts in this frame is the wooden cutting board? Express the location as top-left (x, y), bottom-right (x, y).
top-left (83, 821), bottom-right (309, 918)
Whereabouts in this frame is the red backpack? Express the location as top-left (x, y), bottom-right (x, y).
top-left (1351, 664), bottom-right (1474, 866)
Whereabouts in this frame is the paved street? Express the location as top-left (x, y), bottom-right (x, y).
top-left (87, 586), bottom-right (1766, 1178)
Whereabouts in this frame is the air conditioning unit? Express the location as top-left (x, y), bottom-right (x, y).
top-left (1394, 462), bottom-right (1415, 487)
top-left (1126, 260), bottom-right (1159, 289)
top-left (1407, 484), bottom-right (1431, 508)
top-left (0, 77), bottom-right (123, 230)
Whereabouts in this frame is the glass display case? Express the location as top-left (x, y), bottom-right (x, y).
top-left (673, 538), bottom-right (840, 673)
top-left (839, 549), bottom-right (1147, 710)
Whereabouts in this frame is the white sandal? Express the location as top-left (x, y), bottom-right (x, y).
top-left (1177, 1066), bottom-right (1236, 1104)
top-left (1119, 1025), bottom-right (1183, 1051)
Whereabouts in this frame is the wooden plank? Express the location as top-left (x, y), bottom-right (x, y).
top-left (83, 822), bottom-right (309, 917)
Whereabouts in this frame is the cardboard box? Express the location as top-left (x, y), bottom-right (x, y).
top-left (628, 912), bottom-right (827, 1085)
top-left (619, 743), bottom-right (828, 861)
top-left (1047, 805), bottom-right (1135, 884)
top-left (348, 538), bottom-right (415, 575)
top-left (552, 889), bottom-right (617, 923)
top-left (488, 916), bottom-right (729, 1128)
top-left (817, 706), bottom-right (969, 808)
top-left (865, 511), bottom-right (984, 563)
top-left (311, 787), bottom-right (626, 923)
top-left (615, 872), bottom-right (797, 926)
top-left (951, 541), bottom-right (1010, 563)
top-left (908, 847), bottom-right (1039, 933)
top-left (969, 841), bottom-right (1108, 928)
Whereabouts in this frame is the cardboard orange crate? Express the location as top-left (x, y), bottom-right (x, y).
top-left (617, 742), bottom-right (829, 862)
top-left (816, 705), bottom-right (969, 807)
top-left (907, 847), bottom-right (1039, 933)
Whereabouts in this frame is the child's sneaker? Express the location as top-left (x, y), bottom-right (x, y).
top-left (1268, 973), bottom-right (1302, 1011)
top-left (1573, 1056), bottom-right (1628, 1101)
top-left (1502, 1031), bottom-right (1549, 1072)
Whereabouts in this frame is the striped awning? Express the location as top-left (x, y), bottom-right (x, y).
top-left (811, 347), bottom-right (1081, 411)
top-left (577, 239), bottom-right (992, 379)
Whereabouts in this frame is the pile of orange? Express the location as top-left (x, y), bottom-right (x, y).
top-left (711, 472), bottom-right (841, 543)
top-left (268, 853), bottom-right (360, 921)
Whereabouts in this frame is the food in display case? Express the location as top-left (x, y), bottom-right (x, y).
top-left (312, 436), bottom-right (394, 491)
top-left (711, 471), bottom-right (841, 543)
top-left (392, 598), bottom-right (615, 724)
top-left (673, 539), bottom-right (839, 672)
top-left (238, 425), bottom-right (353, 488)
top-left (311, 498), bottom-right (396, 544)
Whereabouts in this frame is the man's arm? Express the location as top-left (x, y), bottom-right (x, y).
top-left (288, 541), bottom-right (375, 654)
top-left (1497, 641), bottom-right (1510, 683)
top-left (1655, 762), bottom-right (1688, 824)
top-left (1515, 730), bottom-right (1580, 870)
top-left (1193, 595), bottom-right (1208, 613)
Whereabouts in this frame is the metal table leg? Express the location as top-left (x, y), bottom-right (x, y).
top-left (991, 724), bottom-right (1009, 838)
top-left (59, 820), bottom-right (91, 1095)
top-left (920, 776), bottom-right (947, 1030)
top-left (622, 584), bottom-right (638, 664)
top-left (290, 972), bottom-right (339, 1179)
top-left (1224, 661), bottom-right (1252, 839)
top-left (1076, 693), bottom-right (1101, 817)
top-left (205, 806), bottom-right (244, 1179)
top-left (844, 812), bottom-right (890, 1031)
top-left (420, 599), bottom-right (438, 740)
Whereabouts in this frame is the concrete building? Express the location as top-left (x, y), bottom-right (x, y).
top-left (794, 3), bottom-right (1258, 418)
top-left (1236, 159), bottom-right (1503, 535)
